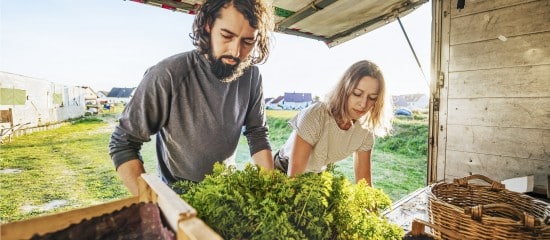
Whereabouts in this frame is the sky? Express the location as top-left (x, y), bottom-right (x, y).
top-left (0, 0), bottom-right (432, 99)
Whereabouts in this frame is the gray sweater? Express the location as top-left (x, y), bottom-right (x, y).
top-left (109, 50), bottom-right (271, 183)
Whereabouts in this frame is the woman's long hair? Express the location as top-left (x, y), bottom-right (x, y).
top-left (190, 0), bottom-right (273, 65)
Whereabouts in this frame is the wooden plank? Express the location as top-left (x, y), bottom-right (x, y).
top-left (448, 65), bottom-right (550, 98)
top-left (447, 98), bottom-right (550, 129)
top-left (178, 218), bottom-right (223, 240)
top-left (434, 0), bottom-right (453, 182)
top-left (139, 174), bottom-right (197, 235)
top-left (0, 197), bottom-right (140, 240)
top-left (449, 32), bottom-right (550, 72)
top-left (446, 125), bottom-right (549, 160)
top-left (450, 0), bottom-right (536, 17)
top-left (450, 0), bottom-right (549, 44)
top-left (444, 150), bottom-right (550, 191)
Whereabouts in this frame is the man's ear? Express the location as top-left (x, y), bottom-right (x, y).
top-left (205, 20), bottom-right (211, 33)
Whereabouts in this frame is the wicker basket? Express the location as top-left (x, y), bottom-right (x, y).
top-left (428, 174), bottom-right (550, 240)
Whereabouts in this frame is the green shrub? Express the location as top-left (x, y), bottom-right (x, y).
top-left (174, 163), bottom-right (404, 240)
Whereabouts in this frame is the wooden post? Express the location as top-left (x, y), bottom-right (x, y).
top-left (8, 108), bottom-right (13, 128)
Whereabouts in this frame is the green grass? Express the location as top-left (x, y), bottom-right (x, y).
top-left (0, 116), bottom-right (129, 223)
top-left (376, 117), bottom-right (429, 158)
top-left (0, 109), bottom-right (428, 223)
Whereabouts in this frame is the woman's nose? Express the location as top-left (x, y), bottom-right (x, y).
top-left (357, 98), bottom-right (367, 108)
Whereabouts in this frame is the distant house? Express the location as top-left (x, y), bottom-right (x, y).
top-left (0, 71), bottom-right (87, 129)
top-left (81, 86), bottom-right (98, 103)
top-left (265, 96), bottom-right (284, 109)
top-left (392, 94), bottom-right (429, 111)
top-left (96, 91), bottom-right (109, 104)
top-left (80, 86), bottom-right (100, 113)
top-left (107, 87), bottom-right (135, 104)
top-left (282, 92), bottom-right (312, 110)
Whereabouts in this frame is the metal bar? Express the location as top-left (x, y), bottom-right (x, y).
top-left (397, 14), bottom-right (429, 88)
top-left (278, 29), bottom-right (330, 43)
top-left (276, 0), bottom-right (338, 31)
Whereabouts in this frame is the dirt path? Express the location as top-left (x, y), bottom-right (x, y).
top-left (90, 114), bottom-right (120, 134)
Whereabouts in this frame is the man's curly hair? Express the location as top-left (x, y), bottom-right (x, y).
top-left (190, 0), bottom-right (273, 65)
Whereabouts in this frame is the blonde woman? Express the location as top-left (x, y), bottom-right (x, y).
top-left (274, 60), bottom-right (393, 186)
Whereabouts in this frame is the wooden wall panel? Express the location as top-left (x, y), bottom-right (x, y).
top-left (449, 32), bottom-right (550, 72)
top-left (447, 98), bottom-right (550, 129)
top-left (446, 125), bottom-right (549, 160)
top-left (448, 65), bottom-right (550, 98)
top-left (450, 0), bottom-right (550, 45)
top-left (435, 0), bottom-right (550, 191)
top-left (444, 150), bottom-right (550, 185)
top-left (450, 0), bottom-right (534, 17)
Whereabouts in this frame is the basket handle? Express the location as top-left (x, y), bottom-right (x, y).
top-left (464, 203), bottom-right (542, 230)
top-left (453, 174), bottom-right (505, 191)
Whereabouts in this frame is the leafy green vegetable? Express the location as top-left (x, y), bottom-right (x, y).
top-left (174, 163), bottom-right (404, 240)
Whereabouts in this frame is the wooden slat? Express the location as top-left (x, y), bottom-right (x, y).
top-left (138, 176), bottom-right (223, 239)
top-left (446, 125), bottom-right (549, 160)
top-left (178, 218), bottom-right (223, 240)
top-left (434, 0), bottom-right (452, 182)
top-left (0, 197), bottom-right (140, 240)
top-left (449, 32), bottom-right (550, 72)
top-left (450, 0), bottom-right (550, 45)
top-left (444, 150), bottom-right (550, 191)
top-left (450, 0), bottom-right (536, 17)
top-left (139, 174), bottom-right (197, 234)
top-left (448, 65), bottom-right (550, 98)
top-left (447, 98), bottom-right (550, 129)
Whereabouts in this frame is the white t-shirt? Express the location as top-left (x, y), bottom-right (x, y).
top-left (279, 102), bottom-right (375, 173)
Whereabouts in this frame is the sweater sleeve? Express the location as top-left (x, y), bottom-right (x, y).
top-left (109, 64), bottom-right (172, 169)
top-left (243, 68), bottom-right (271, 155)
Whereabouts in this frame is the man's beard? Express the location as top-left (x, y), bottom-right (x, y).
top-left (209, 53), bottom-right (251, 83)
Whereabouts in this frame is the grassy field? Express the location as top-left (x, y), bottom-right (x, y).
top-left (0, 115), bottom-right (128, 223)
top-left (0, 110), bottom-right (427, 223)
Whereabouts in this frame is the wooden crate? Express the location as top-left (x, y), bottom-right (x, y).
top-left (0, 174), bottom-right (222, 240)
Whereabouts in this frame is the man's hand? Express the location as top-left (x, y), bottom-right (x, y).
top-left (116, 159), bottom-right (145, 196)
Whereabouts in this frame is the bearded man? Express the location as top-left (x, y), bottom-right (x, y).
top-left (109, 0), bottom-right (274, 195)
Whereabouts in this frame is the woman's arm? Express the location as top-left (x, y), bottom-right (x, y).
top-left (288, 134), bottom-right (313, 177)
top-left (354, 150), bottom-right (372, 186)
